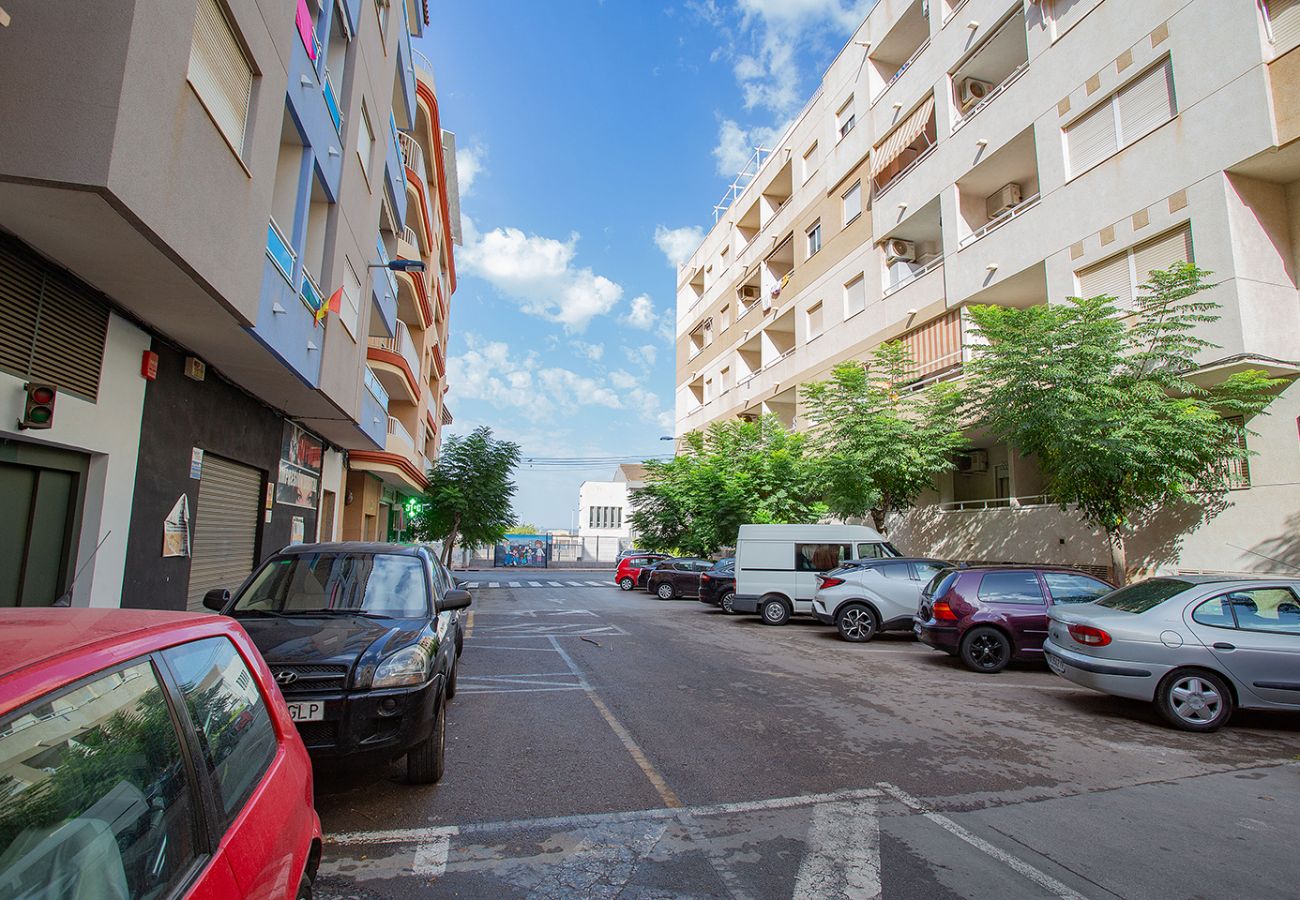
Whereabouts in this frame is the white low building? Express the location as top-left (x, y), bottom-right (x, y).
top-left (577, 464), bottom-right (647, 557)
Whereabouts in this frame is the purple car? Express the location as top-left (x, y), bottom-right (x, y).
top-left (914, 566), bottom-right (1114, 673)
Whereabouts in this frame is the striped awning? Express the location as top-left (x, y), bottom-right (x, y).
top-left (870, 95), bottom-right (936, 180)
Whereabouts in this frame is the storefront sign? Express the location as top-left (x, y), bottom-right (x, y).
top-left (277, 423), bottom-right (323, 508)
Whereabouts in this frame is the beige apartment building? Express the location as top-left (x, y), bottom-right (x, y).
top-left (674, 0), bottom-right (1300, 577)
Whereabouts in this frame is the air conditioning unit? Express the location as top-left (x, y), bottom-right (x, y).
top-left (739, 285), bottom-right (760, 301)
top-left (959, 77), bottom-right (994, 111)
top-left (986, 182), bottom-right (1023, 219)
top-left (885, 239), bottom-right (916, 265)
top-left (956, 449), bottom-right (989, 475)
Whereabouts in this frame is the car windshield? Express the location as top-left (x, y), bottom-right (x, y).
top-left (232, 552), bottom-right (428, 618)
top-left (1094, 578), bottom-right (1192, 613)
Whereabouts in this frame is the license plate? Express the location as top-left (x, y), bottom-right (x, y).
top-left (287, 701), bottom-right (324, 722)
top-left (1046, 654), bottom-right (1065, 676)
top-left (913, 623), bottom-right (921, 636)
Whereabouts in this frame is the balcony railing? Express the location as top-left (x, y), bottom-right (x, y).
top-left (398, 131), bottom-right (425, 178)
top-left (959, 193), bottom-right (1041, 249)
top-left (369, 319), bottom-right (421, 378)
top-left (951, 60), bottom-right (1029, 133)
top-left (300, 268), bottom-right (325, 316)
top-left (400, 225), bottom-right (420, 249)
top-left (882, 255), bottom-right (942, 299)
top-left (875, 37), bottom-right (931, 104)
top-left (413, 48), bottom-right (435, 74)
top-left (939, 494), bottom-right (1058, 512)
top-left (376, 235), bottom-right (398, 298)
top-left (364, 367), bottom-right (389, 409)
top-left (387, 415), bottom-right (415, 452)
top-left (266, 217), bottom-right (296, 284)
top-left (874, 141), bottom-right (936, 198)
top-left (323, 70), bottom-right (343, 133)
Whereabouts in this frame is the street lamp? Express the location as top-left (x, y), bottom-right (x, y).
top-left (367, 259), bottom-right (426, 273)
top-left (659, 436), bottom-right (674, 440)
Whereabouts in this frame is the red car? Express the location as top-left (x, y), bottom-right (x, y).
top-left (614, 553), bottom-right (669, 591)
top-left (0, 609), bottom-right (322, 900)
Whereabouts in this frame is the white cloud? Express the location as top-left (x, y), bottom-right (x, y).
top-left (455, 143), bottom-right (486, 196)
top-left (623, 294), bottom-right (659, 330)
top-left (654, 224), bottom-right (705, 268)
top-left (571, 340), bottom-right (605, 362)
top-left (448, 335), bottom-right (627, 422)
top-left (712, 119), bottom-right (787, 176)
top-left (622, 344), bottom-right (658, 369)
top-left (538, 368), bottom-right (622, 409)
top-left (458, 226), bottom-right (623, 331)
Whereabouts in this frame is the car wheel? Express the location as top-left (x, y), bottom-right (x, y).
top-left (295, 873), bottom-right (313, 900)
top-left (760, 596), bottom-right (790, 626)
top-left (836, 604), bottom-right (879, 643)
top-left (720, 591), bottom-right (737, 615)
top-left (455, 624), bottom-right (464, 657)
top-left (446, 658), bottom-right (458, 700)
top-left (619, 577), bottom-right (634, 591)
top-left (407, 695), bottom-right (447, 784)
top-left (960, 627), bottom-right (1011, 673)
top-left (656, 582), bottom-right (676, 600)
top-left (1156, 669), bottom-right (1234, 732)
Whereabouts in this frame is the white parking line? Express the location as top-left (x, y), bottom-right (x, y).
top-left (566, 581), bottom-right (584, 586)
top-left (548, 581), bottom-right (563, 587)
top-left (791, 798), bottom-right (881, 899)
top-left (528, 581), bottom-right (542, 587)
top-left (488, 582), bottom-right (499, 588)
top-left (585, 580), bottom-right (605, 586)
top-left (465, 582), bottom-right (479, 588)
top-left (412, 834), bottom-right (450, 877)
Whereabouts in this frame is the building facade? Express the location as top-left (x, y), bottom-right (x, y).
top-left (577, 464), bottom-right (647, 557)
top-left (674, 0), bottom-right (1300, 577)
top-left (0, 0), bottom-right (458, 610)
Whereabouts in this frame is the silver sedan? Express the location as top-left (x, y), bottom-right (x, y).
top-left (1043, 575), bottom-right (1300, 732)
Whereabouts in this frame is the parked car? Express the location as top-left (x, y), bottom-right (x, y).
top-left (0, 608), bottom-right (322, 899)
top-left (208, 542), bottom-right (470, 784)
top-left (647, 558), bottom-right (716, 600)
top-left (636, 557), bottom-right (675, 590)
top-left (733, 524), bottom-right (901, 625)
top-left (914, 566), bottom-right (1113, 672)
top-left (813, 558), bottom-right (953, 641)
top-left (614, 553), bottom-right (670, 591)
top-left (1044, 576), bottom-right (1300, 732)
top-left (698, 558), bottom-right (737, 613)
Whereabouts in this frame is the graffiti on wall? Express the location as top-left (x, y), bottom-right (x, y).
top-left (494, 534), bottom-right (551, 568)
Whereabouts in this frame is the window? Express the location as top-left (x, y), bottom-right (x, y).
top-left (1223, 416), bottom-right (1251, 489)
top-left (1192, 596), bottom-right (1236, 629)
top-left (719, 304), bottom-right (731, 331)
top-left (340, 258), bottom-right (361, 339)
top-left (842, 181), bottom-right (862, 226)
top-left (857, 542), bottom-right (898, 559)
top-left (1076, 224), bottom-right (1193, 308)
top-left (187, 0), bottom-right (254, 155)
top-left (977, 571), bottom-right (1046, 605)
top-left (1065, 58), bottom-right (1175, 177)
top-left (924, 570), bottom-right (960, 597)
top-left (689, 323), bottom-right (705, 358)
top-left (806, 300), bottom-right (824, 339)
top-left (836, 96), bottom-right (856, 140)
top-left (843, 273), bottom-right (866, 319)
top-left (802, 141), bottom-right (819, 181)
top-left (1221, 588), bottom-right (1300, 634)
top-left (357, 100), bottom-right (375, 178)
top-left (1095, 578), bottom-right (1192, 613)
top-left (796, 544), bottom-right (852, 572)
top-left (806, 220), bottom-right (822, 257)
top-left (234, 552), bottom-right (430, 617)
top-left (163, 637), bottom-right (277, 830)
top-left (880, 562), bottom-right (912, 580)
top-left (912, 562), bottom-right (947, 582)
top-left (1043, 572), bottom-right (1113, 604)
top-left (0, 661), bottom-right (200, 898)
top-left (1049, 0), bottom-right (1096, 41)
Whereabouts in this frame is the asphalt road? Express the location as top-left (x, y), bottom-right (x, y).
top-left (314, 580), bottom-right (1300, 899)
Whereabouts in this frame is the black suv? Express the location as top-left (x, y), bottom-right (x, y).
top-left (205, 542), bottom-right (470, 784)
top-left (698, 558), bottom-right (737, 613)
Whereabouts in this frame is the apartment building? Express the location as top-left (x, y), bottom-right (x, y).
top-left (0, 0), bottom-right (458, 610)
top-left (674, 0), bottom-right (1300, 576)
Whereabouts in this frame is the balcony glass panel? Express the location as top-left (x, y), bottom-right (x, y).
top-left (266, 219), bottom-right (296, 283)
top-left (300, 269), bottom-right (325, 315)
top-left (364, 367), bottom-right (389, 408)
top-left (323, 72), bottom-right (342, 133)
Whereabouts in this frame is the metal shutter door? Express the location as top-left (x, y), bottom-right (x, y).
top-left (188, 0), bottom-right (253, 153)
top-left (1076, 253), bottom-right (1134, 307)
top-left (187, 454), bottom-right (262, 610)
top-left (1065, 98), bottom-right (1118, 177)
top-left (1267, 0), bottom-right (1300, 53)
top-left (1133, 224), bottom-right (1194, 290)
top-left (1117, 59), bottom-right (1176, 147)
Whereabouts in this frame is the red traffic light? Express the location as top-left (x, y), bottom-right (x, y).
top-left (20, 382), bottom-right (56, 430)
top-left (30, 386), bottom-right (54, 404)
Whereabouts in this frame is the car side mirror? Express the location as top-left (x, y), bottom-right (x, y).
top-left (203, 588), bottom-right (231, 612)
top-left (440, 589), bottom-right (472, 612)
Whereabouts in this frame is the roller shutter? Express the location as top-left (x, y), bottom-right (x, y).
top-left (1065, 99), bottom-right (1118, 178)
top-left (187, 0), bottom-right (253, 154)
top-left (1076, 253), bottom-right (1133, 307)
top-left (1133, 224), bottom-right (1194, 290)
top-left (1266, 0), bottom-right (1300, 53)
top-left (187, 454), bottom-right (262, 610)
top-left (1117, 59), bottom-right (1176, 146)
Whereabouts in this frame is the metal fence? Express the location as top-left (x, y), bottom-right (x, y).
top-left (441, 536), bottom-right (634, 570)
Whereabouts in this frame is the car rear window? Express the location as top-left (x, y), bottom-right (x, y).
top-left (1043, 572), bottom-right (1113, 604)
top-left (1094, 578), bottom-right (1192, 613)
top-left (923, 569), bottom-right (960, 598)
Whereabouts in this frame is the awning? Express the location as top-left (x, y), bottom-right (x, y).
top-left (870, 95), bottom-right (936, 180)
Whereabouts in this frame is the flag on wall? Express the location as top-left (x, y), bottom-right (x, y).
top-left (315, 287), bottom-right (343, 326)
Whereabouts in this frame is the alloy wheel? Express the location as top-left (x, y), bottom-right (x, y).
top-left (841, 608), bottom-right (873, 640)
top-left (1169, 676), bottom-right (1223, 724)
top-left (969, 633), bottom-right (1007, 669)
top-left (720, 592), bottom-right (736, 614)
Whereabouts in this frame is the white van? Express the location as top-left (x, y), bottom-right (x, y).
top-left (733, 524), bottom-right (900, 625)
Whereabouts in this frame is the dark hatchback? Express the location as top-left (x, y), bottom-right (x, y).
top-left (914, 566), bottom-right (1113, 673)
top-left (647, 558), bottom-right (715, 599)
top-left (697, 558), bottom-right (737, 613)
top-left (207, 542), bottom-right (470, 784)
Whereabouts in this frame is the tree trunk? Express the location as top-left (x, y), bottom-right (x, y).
top-left (870, 503), bottom-right (888, 535)
top-left (1107, 530), bottom-right (1128, 586)
top-left (441, 514), bottom-right (461, 567)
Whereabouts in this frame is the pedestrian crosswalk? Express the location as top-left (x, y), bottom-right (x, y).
top-left (461, 578), bottom-right (612, 590)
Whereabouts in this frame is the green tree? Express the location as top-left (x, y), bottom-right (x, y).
top-left (509, 521), bottom-right (542, 534)
top-left (629, 416), bottom-right (826, 556)
top-left (409, 426), bottom-right (522, 565)
top-left (801, 342), bottom-right (966, 534)
top-left (965, 263), bottom-right (1282, 584)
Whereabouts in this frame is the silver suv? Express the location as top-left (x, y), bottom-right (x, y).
top-left (812, 558), bottom-right (953, 642)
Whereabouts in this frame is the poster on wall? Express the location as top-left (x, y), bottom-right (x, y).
top-left (291, 516), bottom-right (305, 544)
top-left (276, 423), bottom-right (323, 508)
top-left (163, 495), bottom-right (190, 558)
top-left (493, 534), bottom-right (551, 568)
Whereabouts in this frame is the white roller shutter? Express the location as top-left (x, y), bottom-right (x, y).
top-left (1076, 253), bottom-right (1133, 307)
top-left (1133, 224), bottom-right (1194, 290)
top-left (188, 0), bottom-right (253, 154)
top-left (187, 454), bottom-right (262, 610)
top-left (1117, 59), bottom-right (1176, 146)
top-left (1266, 0), bottom-right (1300, 53)
top-left (1050, 0), bottom-right (1095, 41)
top-left (1065, 98), bottom-right (1118, 177)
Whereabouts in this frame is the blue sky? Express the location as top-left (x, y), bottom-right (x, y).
top-left (415, 1), bottom-right (874, 529)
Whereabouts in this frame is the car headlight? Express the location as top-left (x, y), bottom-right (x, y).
top-left (373, 645), bottom-right (431, 688)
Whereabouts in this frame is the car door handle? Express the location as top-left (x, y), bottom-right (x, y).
top-left (1213, 642), bottom-right (1236, 651)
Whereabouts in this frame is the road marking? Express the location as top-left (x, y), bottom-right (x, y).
top-left (464, 610), bottom-right (474, 640)
top-left (566, 581), bottom-right (585, 586)
top-left (412, 834), bottom-right (450, 877)
top-left (509, 581), bottom-right (522, 587)
top-left (458, 685), bottom-right (587, 695)
top-left (547, 634), bottom-right (683, 809)
top-left (465, 582), bottom-right (479, 588)
top-left (488, 582), bottom-right (499, 588)
top-left (327, 786), bottom-right (883, 845)
top-left (878, 783), bottom-right (1089, 900)
top-left (548, 581), bottom-right (563, 586)
top-left (528, 581), bottom-right (542, 587)
top-left (468, 644), bottom-right (563, 653)
top-left (585, 580), bottom-right (605, 586)
top-left (546, 597), bottom-right (564, 604)
top-left (792, 798), bottom-right (881, 899)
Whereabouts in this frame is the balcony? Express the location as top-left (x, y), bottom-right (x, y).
top-left (359, 367), bottom-right (389, 449)
top-left (370, 235), bottom-right (397, 337)
top-left (872, 95), bottom-right (937, 198)
top-left (367, 319), bottom-right (420, 403)
top-left (869, 0), bottom-right (930, 105)
top-left (398, 131), bottom-right (426, 180)
top-left (323, 70), bottom-right (343, 134)
top-left (288, 0), bottom-right (342, 198)
top-left (956, 126), bottom-right (1041, 248)
top-left (299, 268), bottom-right (325, 318)
top-left (950, 8), bottom-right (1029, 133)
top-left (266, 218), bottom-right (296, 284)
top-left (400, 224), bottom-right (421, 253)
top-left (383, 112), bottom-right (408, 230)
top-left (387, 415), bottom-right (415, 455)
